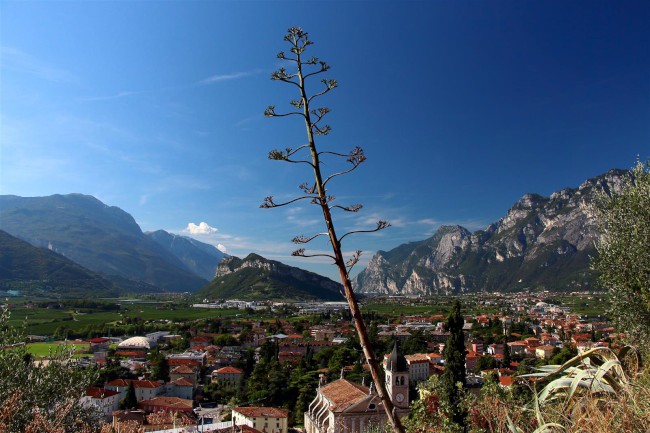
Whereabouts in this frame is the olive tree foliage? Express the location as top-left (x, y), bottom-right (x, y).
top-left (592, 160), bottom-right (650, 351)
top-left (262, 27), bottom-right (402, 433)
top-left (0, 306), bottom-right (101, 433)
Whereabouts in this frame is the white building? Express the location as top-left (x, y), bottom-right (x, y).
top-left (81, 387), bottom-right (120, 421)
top-left (232, 406), bottom-right (289, 433)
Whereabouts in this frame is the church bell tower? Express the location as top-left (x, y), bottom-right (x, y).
top-left (385, 341), bottom-right (409, 409)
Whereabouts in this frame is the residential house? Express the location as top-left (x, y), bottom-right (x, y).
top-left (166, 378), bottom-right (194, 400)
top-left (170, 365), bottom-right (199, 388)
top-left (190, 336), bottom-right (212, 349)
top-left (213, 366), bottom-right (244, 389)
top-left (81, 387), bottom-right (120, 421)
top-left (465, 350), bottom-right (481, 373)
top-left (405, 354), bottom-right (430, 382)
top-left (535, 345), bottom-right (555, 360)
top-left (104, 380), bottom-right (165, 402)
top-left (507, 341), bottom-right (528, 357)
top-left (232, 406), bottom-right (289, 433)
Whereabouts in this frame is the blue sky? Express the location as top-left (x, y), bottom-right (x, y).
top-left (2, 1), bottom-right (649, 280)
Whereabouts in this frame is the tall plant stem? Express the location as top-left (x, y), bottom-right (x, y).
top-left (293, 39), bottom-right (405, 433)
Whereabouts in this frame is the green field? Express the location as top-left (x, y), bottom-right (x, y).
top-left (5, 301), bottom-right (246, 336)
top-left (26, 341), bottom-right (91, 358)
top-left (362, 297), bottom-right (503, 317)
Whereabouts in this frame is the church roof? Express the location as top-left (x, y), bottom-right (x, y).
top-left (386, 342), bottom-right (407, 372)
top-left (319, 378), bottom-right (371, 412)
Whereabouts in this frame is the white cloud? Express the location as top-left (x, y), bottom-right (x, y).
top-left (185, 221), bottom-right (218, 234)
top-left (199, 72), bottom-right (251, 85)
top-left (216, 244), bottom-right (228, 253)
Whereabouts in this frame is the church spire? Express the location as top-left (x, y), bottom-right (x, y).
top-left (387, 340), bottom-right (407, 372)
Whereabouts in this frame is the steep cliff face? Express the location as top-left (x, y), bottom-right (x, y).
top-left (354, 169), bottom-right (627, 294)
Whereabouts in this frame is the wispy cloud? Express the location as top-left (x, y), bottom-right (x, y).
top-left (1, 46), bottom-right (76, 83)
top-left (78, 91), bottom-right (141, 102)
top-left (199, 71), bottom-right (256, 85)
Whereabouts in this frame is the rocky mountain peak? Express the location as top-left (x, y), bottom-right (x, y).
top-left (354, 169), bottom-right (626, 295)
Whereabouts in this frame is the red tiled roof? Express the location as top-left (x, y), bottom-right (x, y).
top-left (86, 387), bottom-right (120, 398)
top-left (286, 334), bottom-right (304, 339)
top-left (106, 379), bottom-right (130, 387)
top-left (216, 366), bottom-right (243, 374)
top-left (133, 380), bottom-right (163, 389)
top-left (171, 365), bottom-right (195, 374)
top-left (319, 379), bottom-right (371, 412)
top-left (405, 354), bottom-right (429, 363)
top-left (233, 406), bottom-right (289, 418)
top-left (171, 378), bottom-right (194, 387)
top-left (138, 396), bottom-right (193, 410)
top-left (115, 351), bottom-right (145, 357)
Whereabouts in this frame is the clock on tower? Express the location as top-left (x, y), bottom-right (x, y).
top-left (385, 341), bottom-right (409, 409)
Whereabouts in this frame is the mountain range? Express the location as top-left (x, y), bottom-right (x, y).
top-left (0, 194), bottom-right (225, 293)
top-left (353, 169), bottom-right (626, 295)
top-left (0, 169), bottom-right (626, 299)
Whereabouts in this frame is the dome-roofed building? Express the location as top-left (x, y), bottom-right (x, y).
top-left (116, 337), bottom-right (156, 358)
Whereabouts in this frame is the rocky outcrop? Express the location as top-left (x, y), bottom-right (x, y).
top-left (200, 253), bottom-right (343, 301)
top-left (354, 169), bottom-right (628, 294)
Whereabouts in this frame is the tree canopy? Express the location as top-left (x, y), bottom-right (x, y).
top-left (593, 160), bottom-right (650, 351)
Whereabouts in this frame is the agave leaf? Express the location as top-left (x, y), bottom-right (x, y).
top-left (566, 369), bottom-right (594, 402)
top-left (505, 413), bottom-right (524, 433)
top-left (538, 378), bottom-right (574, 402)
top-left (618, 345), bottom-right (643, 374)
top-left (593, 359), bottom-right (625, 388)
top-left (532, 423), bottom-right (565, 433)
